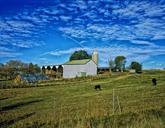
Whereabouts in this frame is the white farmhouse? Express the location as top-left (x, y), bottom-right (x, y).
top-left (63, 51), bottom-right (98, 78)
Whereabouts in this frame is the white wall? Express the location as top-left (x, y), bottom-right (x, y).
top-left (63, 60), bottom-right (97, 78)
top-left (85, 60), bottom-right (97, 76)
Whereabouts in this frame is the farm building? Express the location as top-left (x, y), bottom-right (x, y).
top-left (98, 67), bottom-right (109, 74)
top-left (14, 73), bottom-right (49, 84)
top-left (63, 51), bottom-right (98, 78)
top-left (129, 69), bottom-right (136, 73)
top-left (43, 65), bottom-right (63, 78)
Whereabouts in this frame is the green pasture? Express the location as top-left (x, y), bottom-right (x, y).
top-left (0, 70), bottom-right (165, 128)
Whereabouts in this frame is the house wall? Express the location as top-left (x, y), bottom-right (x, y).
top-left (63, 60), bottom-right (97, 78)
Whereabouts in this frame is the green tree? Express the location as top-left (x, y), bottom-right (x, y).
top-left (0, 63), bottom-right (4, 79)
top-left (69, 50), bottom-right (91, 61)
top-left (34, 64), bottom-right (41, 73)
top-left (109, 59), bottom-right (115, 73)
top-left (115, 56), bottom-right (126, 72)
top-left (0, 60), bottom-right (29, 79)
top-left (0, 63), bottom-right (4, 68)
top-left (6, 60), bottom-right (25, 68)
top-left (28, 63), bottom-right (41, 73)
top-left (130, 61), bottom-right (142, 73)
top-left (3, 60), bottom-right (23, 79)
top-left (0, 60), bottom-right (41, 80)
top-left (28, 63), bottom-right (34, 73)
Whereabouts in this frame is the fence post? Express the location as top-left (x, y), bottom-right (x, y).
top-left (117, 96), bottom-right (121, 114)
top-left (113, 88), bottom-right (115, 115)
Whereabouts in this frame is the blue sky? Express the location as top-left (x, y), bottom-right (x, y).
top-left (0, 0), bottom-right (165, 69)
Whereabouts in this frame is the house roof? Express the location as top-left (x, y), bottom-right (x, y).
top-left (64, 59), bottom-right (91, 65)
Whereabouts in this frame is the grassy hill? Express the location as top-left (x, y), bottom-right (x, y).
top-left (0, 70), bottom-right (165, 128)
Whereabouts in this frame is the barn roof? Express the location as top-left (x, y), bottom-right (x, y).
top-left (64, 59), bottom-right (91, 65)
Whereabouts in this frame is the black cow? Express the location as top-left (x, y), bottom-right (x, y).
top-left (152, 78), bottom-right (157, 86)
top-left (94, 85), bottom-right (101, 90)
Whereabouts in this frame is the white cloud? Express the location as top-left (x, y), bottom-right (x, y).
top-left (6, 20), bottom-right (34, 28)
top-left (130, 40), bottom-right (156, 47)
top-left (1, 0), bottom-right (164, 48)
top-left (59, 13), bottom-right (165, 41)
top-left (0, 46), bottom-right (13, 52)
top-left (60, 15), bottom-right (72, 22)
top-left (75, 0), bottom-right (87, 10)
top-left (0, 51), bottom-right (22, 58)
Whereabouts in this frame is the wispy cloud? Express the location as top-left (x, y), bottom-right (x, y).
top-left (130, 40), bottom-right (156, 47)
top-left (56, 1), bottom-right (165, 42)
top-left (60, 15), bottom-right (72, 22)
top-left (1, 0), bottom-right (164, 45)
top-left (0, 0), bottom-right (164, 68)
top-left (0, 51), bottom-right (22, 58)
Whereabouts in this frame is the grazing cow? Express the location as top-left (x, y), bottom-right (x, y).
top-left (152, 78), bottom-right (157, 86)
top-left (94, 85), bottom-right (101, 90)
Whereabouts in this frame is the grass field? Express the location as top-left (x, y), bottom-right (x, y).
top-left (0, 70), bottom-right (165, 128)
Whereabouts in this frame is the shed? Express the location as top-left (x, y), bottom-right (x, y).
top-left (63, 59), bottom-right (97, 78)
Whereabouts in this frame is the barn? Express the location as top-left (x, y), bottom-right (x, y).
top-left (63, 51), bottom-right (98, 78)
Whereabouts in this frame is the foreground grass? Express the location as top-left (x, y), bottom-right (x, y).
top-left (0, 70), bottom-right (165, 128)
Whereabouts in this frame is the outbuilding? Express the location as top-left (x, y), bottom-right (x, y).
top-left (63, 51), bottom-right (98, 78)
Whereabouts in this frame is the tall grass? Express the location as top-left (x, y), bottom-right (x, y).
top-left (0, 70), bottom-right (165, 127)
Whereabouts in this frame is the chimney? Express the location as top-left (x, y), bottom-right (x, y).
top-left (92, 50), bottom-right (98, 66)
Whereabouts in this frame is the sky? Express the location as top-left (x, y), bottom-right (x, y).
top-left (0, 0), bottom-right (165, 69)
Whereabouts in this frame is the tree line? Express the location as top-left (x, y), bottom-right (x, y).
top-left (0, 60), bottom-right (41, 80)
top-left (109, 56), bottom-right (142, 73)
top-left (70, 50), bottom-right (142, 73)
top-left (0, 50), bottom-right (142, 80)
